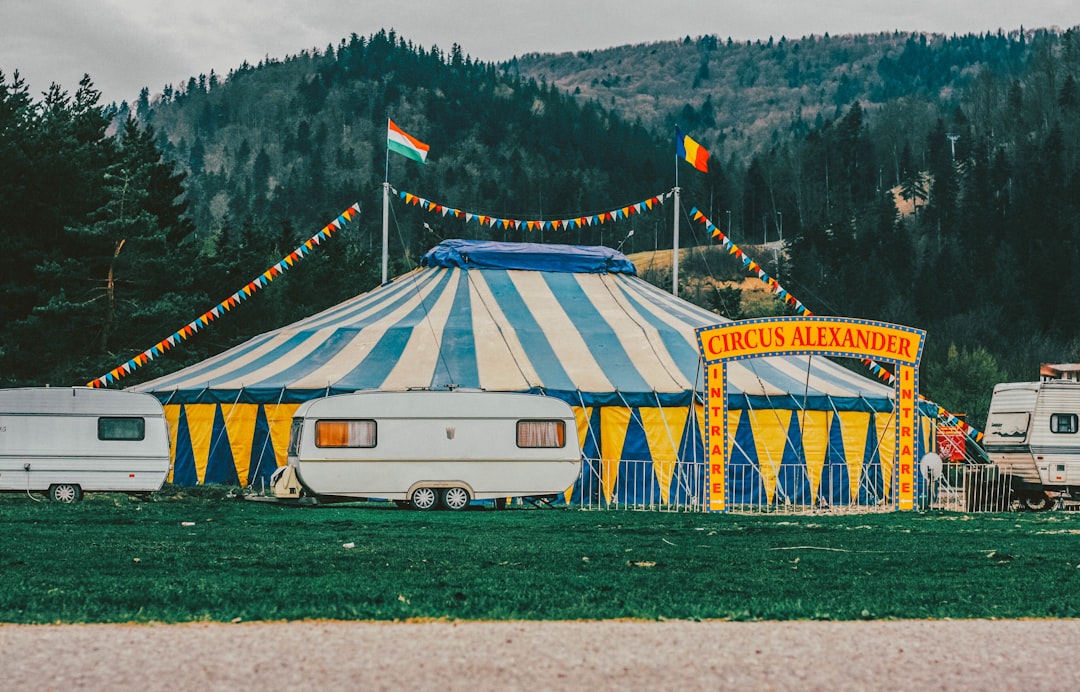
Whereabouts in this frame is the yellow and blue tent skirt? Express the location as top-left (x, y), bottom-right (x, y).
top-left (161, 400), bottom-right (932, 509)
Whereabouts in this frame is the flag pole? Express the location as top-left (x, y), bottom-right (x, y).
top-left (672, 186), bottom-right (680, 297)
top-left (672, 127), bottom-right (680, 297)
top-left (383, 119), bottom-right (390, 284)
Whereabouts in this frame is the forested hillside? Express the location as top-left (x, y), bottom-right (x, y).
top-left (513, 31), bottom-right (1036, 164)
top-left (129, 29), bottom-right (670, 260)
top-left (2, 27), bottom-right (1080, 427)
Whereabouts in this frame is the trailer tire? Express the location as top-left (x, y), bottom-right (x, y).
top-left (410, 486), bottom-right (438, 511)
top-left (440, 487), bottom-right (470, 511)
top-left (1023, 494), bottom-right (1055, 512)
top-left (48, 483), bottom-right (82, 503)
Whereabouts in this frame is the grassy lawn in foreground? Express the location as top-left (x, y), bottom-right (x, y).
top-left (1, 488), bottom-right (1078, 623)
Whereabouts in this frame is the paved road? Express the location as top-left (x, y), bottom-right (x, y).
top-left (3, 619), bottom-right (1077, 690)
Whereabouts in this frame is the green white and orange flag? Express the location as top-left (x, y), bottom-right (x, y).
top-left (387, 118), bottom-right (430, 164)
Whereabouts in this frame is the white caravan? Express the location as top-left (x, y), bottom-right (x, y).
top-left (0, 387), bottom-right (171, 502)
top-left (280, 390), bottom-right (582, 509)
top-left (983, 380), bottom-right (1080, 509)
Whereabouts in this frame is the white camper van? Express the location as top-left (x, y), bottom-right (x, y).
top-left (280, 390), bottom-right (582, 509)
top-left (0, 387), bottom-right (171, 502)
top-left (983, 380), bottom-right (1080, 510)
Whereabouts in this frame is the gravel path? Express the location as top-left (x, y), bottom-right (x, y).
top-left (3, 619), bottom-right (1077, 690)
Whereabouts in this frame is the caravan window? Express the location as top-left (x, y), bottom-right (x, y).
top-left (1050, 413), bottom-right (1078, 434)
top-left (315, 419), bottom-right (377, 448)
top-left (517, 420), bottom-right (566, 448)
top-left (98, 417), bottom-right (145, 441)
top-left (985, 412), bottom-right (1030, 440)
top-left (287, 419), bottom-right (304, 456)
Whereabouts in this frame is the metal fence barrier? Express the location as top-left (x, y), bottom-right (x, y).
top-left (567, 457), bottom-right (1027, 513)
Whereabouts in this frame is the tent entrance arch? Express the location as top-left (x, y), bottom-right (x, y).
top-left (696, 316), bottom-right (926, 513)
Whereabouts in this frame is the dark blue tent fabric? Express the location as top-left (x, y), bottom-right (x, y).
top-left (776, 410), bottom-right (812, 505)
top-left (246, 405), bottom-right (278, 490)
top-left (671, 408), bottom-right (706, 506)
top-left (172, 405), bottom-right (198, 486)
top-left (570, 408), bottom-right (603, 505)
top-left (858, 416), bottom-right (884, 505)
top-left (203, 405), bottom-right (240, 486)
top-left (729, 411), bottom-right (766, 505)
top-left (613, 409), bottom-right (663, 505)
top-left (820, 413), bottom-right (851, 505)
top-left (421, 239), bottom-right (637, 275)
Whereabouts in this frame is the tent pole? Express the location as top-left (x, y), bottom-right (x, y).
top-left (672, 186), bottom-right (681, 297)
top-left (383, 122), bottom-right (391, 286)
top-left (382, 181), bottom-right (390, 284)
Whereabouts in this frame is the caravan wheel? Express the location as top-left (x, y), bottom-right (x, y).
top-left (1024, 494), bottom-right (1055, 512)
top-left (440, 487), bottom-right (470, 511)
top-left (411, 487), bottom-right (438, 511)
top-left (48, 484), bottom-right (82, 503)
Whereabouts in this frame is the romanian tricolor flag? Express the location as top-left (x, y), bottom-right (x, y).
top-left (387, 119), bottom-right (430, 164)
top-left (675, 126), bottom-right (709, 173)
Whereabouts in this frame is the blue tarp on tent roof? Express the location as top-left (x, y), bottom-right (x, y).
top-left (421, 239), bottom-right (637, 275)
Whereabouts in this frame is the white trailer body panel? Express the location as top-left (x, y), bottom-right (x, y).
top-left (983, 380), bottom-right (1080, 496)
top-left (0, 387), bottom-right (170, 495)
top-left (287, 391), bottom-right (581, 502)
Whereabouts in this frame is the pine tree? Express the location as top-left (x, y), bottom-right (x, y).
top-left (0, 102), bottom-right (193, 385)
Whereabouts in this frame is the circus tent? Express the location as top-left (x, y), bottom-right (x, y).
top-left (132, 239), bottom-right (909, 508)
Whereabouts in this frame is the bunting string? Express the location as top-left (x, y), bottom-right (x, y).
top-left (689, 206), bottom-right (813, 316)
top-left (689, 206), bottom-right (983, 444)
top-left (86, 202), bottom-right (362, 389)
top-left (393, 186), bottom-right (673, 232)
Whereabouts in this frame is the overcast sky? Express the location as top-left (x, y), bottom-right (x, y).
top-left (2, 0), bottom-right (1077, 105)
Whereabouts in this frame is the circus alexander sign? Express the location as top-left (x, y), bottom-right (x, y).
top-left (698, 318), bottom-right (921, 364)
top-left (696, 316), bottom-right (926, 513)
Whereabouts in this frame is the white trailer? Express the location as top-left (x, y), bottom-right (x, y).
top-left (0, 387), bottom-right (171, 502)
top-left (280, 390), bottom-right (582, 510)
top-left (983, 380), bottom-right (1080, 510)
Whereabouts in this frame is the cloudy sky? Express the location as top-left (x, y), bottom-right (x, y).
top-left (2, 0), bottom-right (1077, 105)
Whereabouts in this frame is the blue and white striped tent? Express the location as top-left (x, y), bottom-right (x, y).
top-left (134, 240), bottom-right (905, 508)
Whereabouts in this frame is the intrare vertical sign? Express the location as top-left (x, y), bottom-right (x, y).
top-left (695, 316), bottom-right (925, 512)
top-left (895, 364), bottom-right (918, 510)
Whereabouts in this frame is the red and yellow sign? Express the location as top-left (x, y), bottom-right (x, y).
top-left (705, 364), bottom-right (727, 512)
top-left (698, 316), bottom-right (923, 366)
top-left (895, 365), bottom-right (917, 510)
top-left (696, 316), bottom-right (926, 513)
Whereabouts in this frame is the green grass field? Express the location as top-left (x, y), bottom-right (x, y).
top-left (2, 487), bottom-right (1078, 624)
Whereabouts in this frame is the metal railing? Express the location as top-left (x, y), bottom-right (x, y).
top-left (566, 457), bottom-right (1020, 513)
